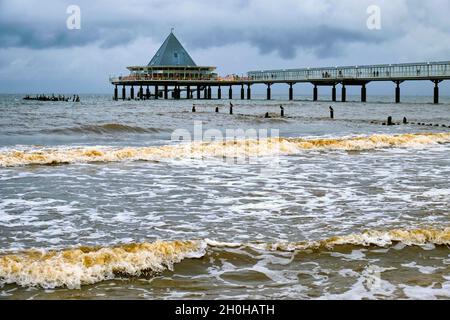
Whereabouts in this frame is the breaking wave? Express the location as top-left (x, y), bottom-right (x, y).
top-left (42, 123), bottom-right (164, 135)
top-left (1, 228), bottom-right (449, 289)
top-left (1, 132), bottom-right (449, 167)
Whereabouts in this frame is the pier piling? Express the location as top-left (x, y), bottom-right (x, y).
top-left (361, 84), bottom-right (367, 102)
top-left (229, 86), bottom-right (233, 100)
top-left (218, 86), bottom-right (222, 100)
top-left (267, 83), bottom-right (271, 100)
top-left (114, 85), bottom-right (118, 101)
top-left (434, 80), bottom-right (440, 104)
top-left (329, 106), bottom-right (334, 119)
top-left (289, 83), bottom-right (294, 101)
top-left (395, 81), bottom-right (401, 103)
top-left (332, 85), bottom-right (337, 102)
top-left (313, 85), bottom-right (318, 101)
top-left (247, 85), bottom-right (251, 100)
top-left (341, 85), bottom-right (347, 102)
top-left (241, 85), bottom-right (245, 100)
top-left (130, 86), bottom-right (135, 100)
top-left (122, 85), bottom-right (126, 100)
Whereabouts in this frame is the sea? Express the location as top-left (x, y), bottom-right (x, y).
top-left (0, 93), bottom-right (449, 300)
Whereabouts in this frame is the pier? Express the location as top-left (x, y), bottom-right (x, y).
top-left (110, 32), bottom-right (450, 104)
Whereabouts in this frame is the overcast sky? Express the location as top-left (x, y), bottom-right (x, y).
top-left (1, 0), bottom-right (450, 94)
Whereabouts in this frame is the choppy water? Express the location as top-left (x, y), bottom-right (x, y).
top-left (0, 94), bottom-right (449, 300)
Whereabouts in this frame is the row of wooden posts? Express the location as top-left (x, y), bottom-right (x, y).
top-left (190, 104), bottom-right (449, 127)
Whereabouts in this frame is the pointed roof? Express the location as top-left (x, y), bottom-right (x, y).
top-left (148, 32), bottom-right (197, 67)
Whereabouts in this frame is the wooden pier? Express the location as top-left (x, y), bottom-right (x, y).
top-left (110, 32), bottom-right (450, 104)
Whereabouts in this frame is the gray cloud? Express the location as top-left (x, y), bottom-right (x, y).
top-left (0, 0), bottom-right (400, 58)
top-left (1, 0), bottom-right (450, 93)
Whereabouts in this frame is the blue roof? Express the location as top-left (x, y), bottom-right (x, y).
top-left (148, 32), bottom-right (197, 67)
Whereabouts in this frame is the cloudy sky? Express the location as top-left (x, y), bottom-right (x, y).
top-left (1, 0), bottom-right (450, 94)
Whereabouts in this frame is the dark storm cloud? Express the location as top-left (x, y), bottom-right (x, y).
top-left (0, 0), bottom-right (390, 59)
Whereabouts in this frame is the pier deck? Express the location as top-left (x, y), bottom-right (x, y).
top-left (110, 61), bottom-right (450, 103)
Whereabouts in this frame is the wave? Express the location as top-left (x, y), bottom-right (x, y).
top-left (1, 228), bottom-right (449, 289)
top-left (1, 132), bottom-right (449, 167)
top-left (42, 123), bottom-right (164, 135)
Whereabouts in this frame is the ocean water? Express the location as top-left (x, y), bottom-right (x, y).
top-left (0, 93), bottom-right (449, 300)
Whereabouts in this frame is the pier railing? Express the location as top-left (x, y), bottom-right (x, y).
top-left (247, 61), bottom-right (450, 82)
top-left (109, 75), bottom-right (251, 84)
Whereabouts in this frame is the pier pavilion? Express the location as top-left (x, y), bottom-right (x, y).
top-left (110, 32), bottom-right (450, 104)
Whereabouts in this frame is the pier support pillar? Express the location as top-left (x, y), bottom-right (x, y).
top-left (186, 86), bottom-right (191, 99)
top-left (332, 85), bottom-right (336, 102)
top-left (341, 84), bottom-right (346, 102)
top-left (139, 86), bottom-right (143, 100)
top-left (203, 87), bottom-right (208, 99)
top-left (289, 83), bottom-right (293, 101)
top-left (241, 85), bottom-right (245, 100)
top-left (146, 86), bottom-right (150, 99)
top-left (154, 86), bottom-right (159, 99)
top-left (218, 86), bottom-right (222, 100)
top-left (267, 84), bottom-right (271, 100)
top-left (114, 85), bottom-right (118, 101)
top-left (395, 81), bottom-right (401, 103)
top-left (122, 86), bottom-right (126, 100)
top-left (434, 80), bottom-right (440, 104)
top-left (313, 85), bottom-right (318, 101)
top-left (361, 84), bottom-right (367, 102)
top-left (130, 86), bottom-right (135, 100)
top-left (208, 86), bottom-right (212, 99)
top-left (229, 86), bottom-right (233, 100)
top-left (247, 85), bottom-right (251, 100)
top-left (197, 86), bottom-right (201, 100)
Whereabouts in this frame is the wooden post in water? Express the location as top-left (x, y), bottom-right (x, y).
top-left (361, 83), bottom-right (367, 102)
top-left (329, 106), bottom-right (334, 119)
top-left (434, 80), bottom-right (440, 104)
top-left (341, 84), bottom-right (346, 102)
